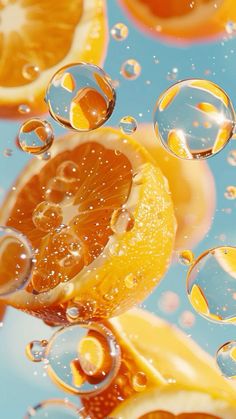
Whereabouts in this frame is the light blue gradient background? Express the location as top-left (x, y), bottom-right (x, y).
top-left (0, 1), bottom-right (236, 417)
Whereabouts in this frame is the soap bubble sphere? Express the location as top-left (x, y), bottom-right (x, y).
top-left (120, 59), bottom-right (141, 80)
top-left (119, 116), bottom-right (137, 134)
top-left (18, 118), bottom-right (54, 155)
top-left (111, 23), bottom-right (129, 41)
top-left (44, 322), bottom-right (121, 395)
top-left (216, 341), bottom-right (236, 379)
top-left (45, 63), bottom-right (116, 132)
top-left (25, 340), bottom-right (48, 362)
top-left (187, 246), bottom-right (236, 323)
top-left (24, 399), bottom-right (89, 419)
top-left (0, 226), bottom-right (34, 296)
top-left (154, 79), bottom-right (235, 160)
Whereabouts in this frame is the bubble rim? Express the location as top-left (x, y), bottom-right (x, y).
top-left (24, 398), bottom-right (85, 418)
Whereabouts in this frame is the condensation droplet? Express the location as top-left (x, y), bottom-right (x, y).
top-left (132, 371), bottom-right (147, 392)
top-left (57, 161), bottom-right (80, 182)
top-left (119, 116), bottom-right (137, 134)
top-left (18, 104), bottom-right (31, 114)
top-left (22, 63), bottom-right (40, 81)
top-left (124, 273), bottom-right (137, 289)
top-left (25, 339), bottom-right (48, 362)
top-left (216, 341), bottom-right (236, 379)
top-left (32, 201), bottom-right (63, 232)
top-left (110, 23), bottom-right (129, 41)
top-left (45, 63), bottom-right (115, 132)
top-left (18, 118), bottom-right (54, 155)
top-left (224, 185), bottom-right (236, 200)
top-left (110, 208), bottom-right (135, 234)
top-left (120, 59), bottom-right (141, 80)
top-left (178, 249), bottom-right (195, 265)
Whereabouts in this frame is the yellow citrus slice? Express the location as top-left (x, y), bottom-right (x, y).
top-left (81, 309), bottom-right (236, 418)
top-left (0, 128), bottom-right (176, 324)
top-left (133, 124), bottom-right (215, 250)
top-left (189, 284), bottom-right (210, 316)
top-left (0, 0), bottom-right (107, 117)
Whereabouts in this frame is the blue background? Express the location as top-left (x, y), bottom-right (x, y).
top-left (0, 1), bottom-right (236, 417)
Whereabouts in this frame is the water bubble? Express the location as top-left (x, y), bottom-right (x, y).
top-left (119, 116), bottom-right (137, 134)
top-left (111, 23), bottom-right (129, 41)
top-left (187, 246), bottom-right (236, 323)
top-left (57, 161), bottom-right (80, 182)
top-left (124, 273), bottom-right (137, 289)
top-left (0, 226), bottom-right (33, 296)
top-left (224, 185), bottom-right (236, 200)
top-left (66, 305), bottom-right (80, 322)
top-left (40, 151), bottom-right (51, 161)
top-left (18, 104), bottom-right (31, 114)
top-left (167, 67), bottom-right (179, 81)
top-left (179, 310), bottom-right (195, 329)
top-left (3, 148), bottom-right (13, 157)
top-left (45, 177), bottom-right (76, 206)
top-left (158, 291), bottom-right (179, 314)
top-left (22, 63), bottom-right (40, 81)
top-left (45, 63), bottom-right (115, 132)
top-left (120, 59), bottom-right (141, 80)
top-left (216, 341), bottom-right (236, 379)
top-left (24, 399), bottom-right (88, 419)
top-left (132, 371), bottom-right (147, 392)
top-left (110, 208), bottom-right (135, 234)
top-left (32, 201), bottom-right (63, 232)
top-left (18, 118), bottom-right (54, 155)
top-left (227, 150), bottom-right (236, 166)
top-left (44, 322), bottom-right (120, 395)
top-left (178, 249), bottom-right (195, 265)
top-left (25, 339), bottom-right (48, 362)
top-left (154, 79), bottom-right (235, 160)
top-left (66, 301), bottom-right (96, 322)
top-left (225, 21), bottom-right (236, 35)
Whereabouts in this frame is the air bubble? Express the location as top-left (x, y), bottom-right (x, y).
top-left (25, 339), bottom-right (48, 362)
top-left (18, 118), bottom-right (54, 155)
top-left (32, 201), bottom-right (63, 232)
top-left (224, 186), bottom-right (236, 200)
top-left (110, 208), bottom-right (135, 234)
top-left (227, 150), bottom-right (236, 166)
top-left (119, 116), bottom-right (137, 134)
top-left (18, 104), bottom-right (31, 114)
top-left (132, 371), bottom-right (147, 392)
top-left (154, 79), bottom-right (235, 160)
top-left (45, 63), bottom-right (115, 132)
top-left (111, 23), bottom-right (129, 41)
top-left (22, 63), bottom-right (40, 81)
top-left (216, 341), bottom-right (236, 379)
top-left (178, 249), bottom-right (195, 265)
top-left (120, 59), bottom-right (141, 80)
top-left (24, 399), bottom-right (88, 419)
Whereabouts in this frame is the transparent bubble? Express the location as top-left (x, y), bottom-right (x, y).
top-left (225, 21), bottom-right (236, 35)
top-left (18, 118), bottom-right (54, 155)
top-left (39, 151), bottom-right (51, 161)
top-left (66, 301), bottom-right (96, 323)
top-left (216, 341), bottom-right (236, 379)
top-left (25, 339), bottom-right (48, 362)
top-left (187, 246), bottom-right (236, 323)
top-left (22, 63), bottom-right (40, 81)
top-left (45, 63), bottom-right (116, 132)
top-left (124, 273), bottom-right (138, 289)
top-left (24, 400), bottom-right (88, 419)
top-left (167, 67), bottom-right (178, 81)
top-left (227, 150), bottom-right (236, 166)
top-left (178, 249), bottom-right (195, 266)
top-left (3, 148), bottom-right (13, 157)
top-left (57, 161), bottom-right (80, 182)
top-left (0, 226), bottom-right (33, 296)
top-left (131, 371), bottom-right (147, 392)
top-left (110, 208), bottom-right (135, 234)
top-left (110, 23), bottom-right (129, 41)
top-left (32, 202), bottom-right (63, 232)
top-left (45, 177), bottom-right (76, 206)
top-left (120, 59), bottom-right (141, 80)
top-left (158, 291), bottom-right (179, 314)
top-left (154, 79), bottom-right (235, 160)
top-left (179, 311), bottom-right (195, 329)
top-left (44, 322), bottom-right (120, 395)
top-left (224, 186), bottom-right (236, 200)
top-left (18, 104), bottom-right (31, 114)
top-left (119, 116), bottom-right (137, 134)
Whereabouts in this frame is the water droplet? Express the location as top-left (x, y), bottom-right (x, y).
top-left (187, 246), bottom-right (236, 323)
top-left (45, 177), bottom-right (76, 205)
top-left (124, 273), bottom-right (137, 289)
top-left (18, 118), bottom-right (54, 155)
top-left (57, 161), bottom-right (80, 182)
top-left (25, 339), bottom-right (48, 362)
top-left (44, 322), bottom-right (120, 395)
top-left (167, 67), bottom-right (179, 81)
top-left (227, 150), bottom-right (236, 166)
top-left (3, 148), bottom-right (13, 157)
top-left (24, 399), bottom-right (87, 418)
top-left (119, 116), bottom-right (137, 134)
top-left (18, 104), bottom-right (31, 114)
top-left (66, 305), bottom-right (80, 322)
top-left (0, 226), bottom-right (33, 296)
top-left (178, 249), bottom-right (195, 265)
top-left (110, 23), bottom-right (129, 41)
top-left (110, 208), bottom-right (135, 234)
top-left (22, 63), bottom-right (40, 81)
top-left (32, 201), bottom-right (63, 232)
top-left (225, 21), bottom-right (236, 35)
top-left (158, 291), bottom-right (179, 314)
top-left (120, 59), bottom-right (141, 80)
top-left (154, 79), bottom-right (235, 160)
top-left (224, 185), bottom-right (236, 200)
top-left (39, 151), bottom-right (51, 161)
top-left (45, 63), bottom-right (115, 132)
top-left (132, 371), bottom-right (147, 392)
top-left (216, 341), bottom-right (236, 379)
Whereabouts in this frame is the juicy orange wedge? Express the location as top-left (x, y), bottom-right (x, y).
top-left (0, 0), bottom-right (107, 117)
top-left (0, 128), bottom-right (176, 324)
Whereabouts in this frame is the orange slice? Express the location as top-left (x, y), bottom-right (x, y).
top-left (0, 128), bottom-right (176, 324)
top-left (81, 309), bottom-right (236, 418)
top-left (119, 0), bottom-right (236, 43)
top-left (0, 0), bottom-right (107, 118)
top-left (133, 124), bottom-right (215, 250)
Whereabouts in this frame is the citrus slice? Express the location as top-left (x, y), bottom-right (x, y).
top-left (81, 309), bottom-right (236, 418)
top-left (0, 0), bottom-right (107, 117)
top-left (119, 0), bottom-right (236, 43)
top-left (133, 124), bottom-right (215, 250)
top-left (0, 128), bottom-right (176, 324)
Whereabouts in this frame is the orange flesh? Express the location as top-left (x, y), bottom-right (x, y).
top-left (7, 141), bottom-right (133, 293)
top-left (137, 0), bottom-right (213, 19)
top-left (140, 413), bottom-right (219, 419)
top-left (0, 0), bottom-right (83, 87)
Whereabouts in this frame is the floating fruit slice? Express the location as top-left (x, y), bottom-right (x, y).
top-left (0, 128), bottom-right (175, 324)
top-left (81, 309), bottom-right (236, 418)
top-left (119, 0), bottom-right (236, 44)
top-left (0, 0), bottom-right (107, 117)
top-left (133, 124), bottom-right (215, 249)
